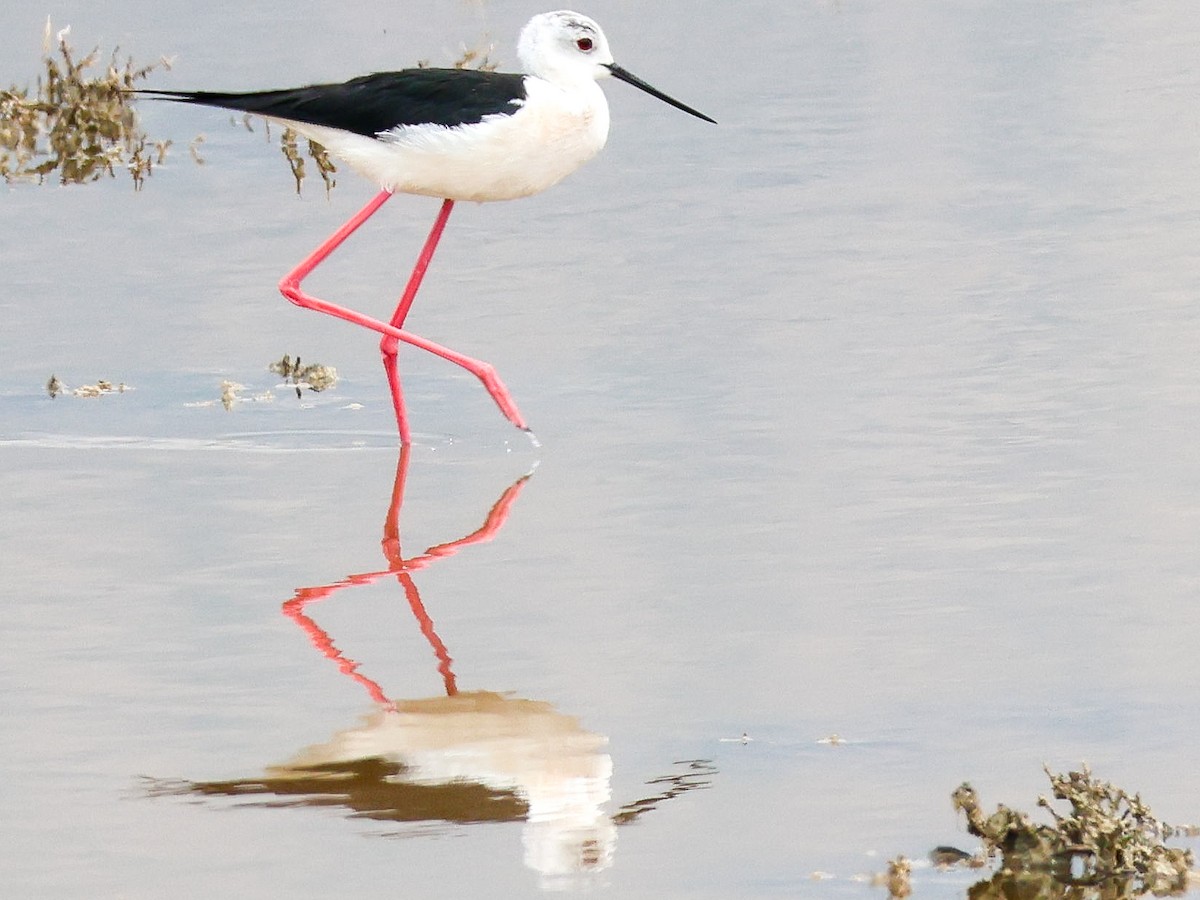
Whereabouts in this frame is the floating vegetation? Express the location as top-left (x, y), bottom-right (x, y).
top-left (280, 126), bottom-right (336, 195)
top-left (419, 44), bottom-right (500, 73)
top-left (1, 20), bottom-right (173, 188)
top-left (948, 765), bottom-right (1197, 897)
top-left (46, 375), bottom-right (130, 398)
top-left (269, 354), bottom-right (338, 395)
top-left (883, 855), bottom-right (912, 899)
top-left (928, 844), bottom-right (986, 869)
top-left (221, 112), bottom-right (335, 195)
top-left (220, 379), bottom-right (243, 410)
top-left (180, 379), bottom-right (276, 410)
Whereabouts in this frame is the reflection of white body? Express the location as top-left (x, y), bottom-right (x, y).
top-left (277, 692), bottom-right (616, 881)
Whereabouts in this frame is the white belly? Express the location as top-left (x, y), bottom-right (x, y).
top-left (283, 78), bottom-right (611, 202)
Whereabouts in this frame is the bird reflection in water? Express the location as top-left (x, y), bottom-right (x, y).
top-left (149, 447), bottom-right (715, 884)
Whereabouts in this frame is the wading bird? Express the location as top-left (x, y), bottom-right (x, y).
top-left (139, 10), bottom-right (714, 443)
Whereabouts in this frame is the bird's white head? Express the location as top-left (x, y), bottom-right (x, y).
top-left (517, 11), bottom-right (614, 86)
top-left (517, 9), bottom-right (716, 123)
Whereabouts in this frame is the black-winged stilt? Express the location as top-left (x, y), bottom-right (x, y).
top-left (139, 10), bottom-right (714, 443)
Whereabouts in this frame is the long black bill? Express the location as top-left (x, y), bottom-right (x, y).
top-left (605, 63), bottom-right (716, 124)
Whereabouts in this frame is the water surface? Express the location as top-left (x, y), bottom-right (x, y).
top-left (3, 1), bottom-right (1199, 896)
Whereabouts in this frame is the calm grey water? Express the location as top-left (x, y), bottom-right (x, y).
top-left (3, 1), bottom-right (1199, 897)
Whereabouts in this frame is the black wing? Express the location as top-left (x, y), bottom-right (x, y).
top-left (136, 68), bottom-right (528, 136)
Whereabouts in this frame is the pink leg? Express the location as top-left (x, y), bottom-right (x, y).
top-left (277, 190), bottom-right (530, 443)
top-left (380, 199), bottom-right (455, 439)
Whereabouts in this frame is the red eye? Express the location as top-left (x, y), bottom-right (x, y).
top-left (576, 37), bottom-right (594, 51)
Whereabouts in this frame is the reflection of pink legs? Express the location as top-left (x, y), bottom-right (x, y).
top-left (283, 445), bottom-right (533, 703)
top-left (283, 586), bottom-right (392, 707)
top-left (277, 190), bottom-right (530, 442)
